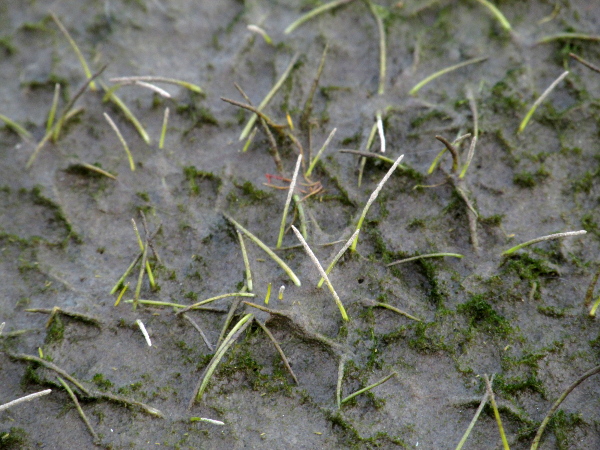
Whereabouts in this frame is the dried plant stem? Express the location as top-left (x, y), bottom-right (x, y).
top-left (518, 71), bottom-right (569, 134)
top-left (502, 230), bottom-right (586, 256)
top-left (78, 163), bottom-right (116, 179)
top-left (182, 313), bottom-right (214, 351)
top-left (536, 33), bottom-right (600, 44)
top-left (357, 122), bottom-right (378, 187)
top-left (455, 384), bottom-right (490, 450)
top-left (255, 319), bottom-right (299, 384)
top-left (531, 365), bottom-right (600, 449)
top-left (51, 14), bottom-right (97, 90)
top-left (109, 76), bottom-right (203, 94)
top-left (336, 357), bottom-right (346, 409)
top-left (136, 319), bottom-right (152, 346)
top-left (435, 135), bottom-right (460, 173)
top-left (159, 107), bottom-right (169, 149)
top-left (387, 252), bottom-right (463, 267)
top-left (306, 128), bottom-right (336, 178)
top-left (239, 53), bottom-right (299, 140)
top-left (292, 225), bottom-right (348, 321)
top-left (0, 389), bottom-right (52, 412)
top-left (277, 155), bottom-right (303, 248)
top-left (190, 313), bottom-right (254, 407)
top-left (223, 213), bottom-right (301, 286)
top-left (360, 299), bottom-right (421, 322)
top-left (105, 113), bottom-right (135, 171)
top-left (301, 44), bottom-right (328, 129)
top-left (584, 267), bottom-right (600, 306)
top-left (460, 90), bottom-right (479, 178)
top-left (351, 154), bottom-right (405, 251)
top-left (569, 53), bottom-right (600, 74)
top-left (176, 292), bottom-right (255, 316)
top-left (339, 149), bottom-right (395, 164)
top-left (409, 56), bottom-right (488, 96)
top-left (317, 229), bottom-right (360, 288)
top-left (57, 376), bottom-right (99, 443)
top-left (341, 372), bottom-right (397, 404)
top-left (367, 0), bottom-right (386, 95)
top-left (376, 112), bottom-right (385, 153)
top-left (484, 375), bottom-right (510, 450)
top-left (9, 353), bottom-right (91, 396)
top-left (284, 0), bottom-right (355, 34)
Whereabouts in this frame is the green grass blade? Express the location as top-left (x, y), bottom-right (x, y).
top-left (501, 230), bottom-right (585, 256)
top-left (277, 154), bottom-right (302, 248)
top-left (341, 372), bottom-right (397, 404)
top-left (517, 71), bottom-right (568, 134)
top-left (409, 56), bottom-right (488, 96)
top-left (0, 113), bottom-right (33, 140)
top-left (474, 0), bottom-right (512, 30)
top-left (284, 0), bottom-right (354, 34)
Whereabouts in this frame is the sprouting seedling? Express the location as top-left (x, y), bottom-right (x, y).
top-left (190, 417), bottom-right (225, 426)
top-left (409, 56), bottom-right (488, 96)
top-left (501, 230), bottom-right (586, 256)
top-left (351, 154), bottom-right (404, 251)
top-left (278, 285), bottom-right (285, 300)
top-left (292, 225), bottom-right (348, 321)
top-left (284, 0), bottom-right (355, 34)
top-left (518, 70), bottom-right (569, 134)
top-left (223, 213), bottom-right (301, 286)
top-left (247, 25), bottom-right (273, 45)
top-left (190, 313), bottom-right (254, 406)
top-left (277, 154), bottom-right (302, 248)
top-left (239, 53), bottom-right (299, 141)
top-left (305, 128), bottom-right (336, 178)
top-left (473, 0), bottom-right (512, 31)
top-left (159, 107), bottom-right (169, 150)
top-left (51, 13), bottom-right (97, 91)
top-left (104, 113), bottom-right (135, 171)
top-left (340, 372), bottom-right (397, 406)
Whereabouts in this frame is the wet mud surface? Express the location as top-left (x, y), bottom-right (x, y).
top-left (1, 1), bottom-right (600, 448)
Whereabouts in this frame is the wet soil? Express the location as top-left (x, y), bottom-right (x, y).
top-left (1, 0), bottom-right (600, 448)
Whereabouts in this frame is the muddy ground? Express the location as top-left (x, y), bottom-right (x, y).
top-left (1, 0), bottom-right (600, 448)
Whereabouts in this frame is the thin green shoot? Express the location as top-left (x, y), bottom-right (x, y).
top-left (474, 0), bottom-right (512, 31)
top-left (293, 194), bottom-right (308, 239)
top-left (278, 285), bottom-right (285, 300)
top-left (484, 375), bottom-right (510, 450)
top-left (459, 89), bottom-right (479, 179)
top-left (284, 0), bottom-right (354, 34)
top-left (47, 83), bottom-right (60, 134)
top-left (109, 76), bottom-right (203, 94)
top-left (247, 25), bottom-right (273, 45)
top-left (0, 113), bottom-right (33, 140)
top-left (305, 128), bottom-right (336, 178)
top-left (131, 218), bottom-right (155, 288)
top-left (277, 154), bottom-right (302, 248)
top-left (341, 372), bottom-right (397, 404)
top-left (215, 291), bottom-right (246, 349)
top-left (159, 107), bottom-right (169, 150)
top-left (589, 296), bottom-right (600, 317)
top-left (317, 229), bottom-right (360, 288)
top-left (501, 230), bottom-right (585, 256)
top-left (360, 299), bottom-right (421, 322)
top-left (387, 252), bottom-right (463, 267)
top-left (455, 381), bottom-right (490, 450)
top-left (101, 81), bottom-right (151, 144)
top-left (110, 252), bottom-right (142, 295)
top-left (0, 389), bottom-right (51, 413)
top-left (51, 13), bottom-right (97, 91)
top-left (239, 53), bottom-right (299, 141)
top-left (193, 313), bottom-right (254, 404)
top-left (57, 376), bottom-right (99, 443)
top-left (223, 213), bottom-right (301, 286)
top-left (517, 71), bottom-right (568, 134)
top-left (357, 121), bottom-right (378, 187)
top-left (339, 149), bottom-right (395, 165)
top-left (114, 282), bottom-right (129, 307)
top-left (536, 33), bottom-right (600, 44)
top-left (237, 230), bottom-right (253, 291)
top-left (133, 239), bottom-right (148, 310)
top-left (242, 127), bottom-right (257, 152)
top-left (124, 299), bottom-right (214, 310)
top-left (77, 163), bottom-right (117, 179)
top-left (531, 364), bottom-right (600, 450)
top-left (351, 154), bottom-right (404, 251)
top-left (264, 282), bottom-right (272, 305)
top-left (104, 112), bottom-right (135, 171)
top-left (292, 225), bottom-right (348, 321)
top-left (409, 56), bottom-right (488, 96)
top-left (175, 292), bottom-right (256, 315)
top-left (367, 0), bottom-right (386, 95)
